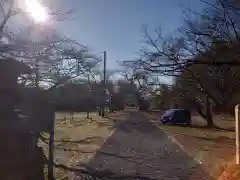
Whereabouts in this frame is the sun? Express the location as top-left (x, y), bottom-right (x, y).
top-left (25, 0), bottom-right (48, 23)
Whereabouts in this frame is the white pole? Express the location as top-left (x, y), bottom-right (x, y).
top-left (235, 104), bottom-right (240, 164)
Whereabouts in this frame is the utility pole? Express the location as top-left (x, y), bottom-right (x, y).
top-left (102, 51), bottom-right (107, 117)
top-left (35, 57), bottom-right (39, 89)
top-left (103, 51), bottom-right (106, 87)
top-left (77, 51), bottom-right (82, 76)
top-left (87, 73), bottom-right (90, 119)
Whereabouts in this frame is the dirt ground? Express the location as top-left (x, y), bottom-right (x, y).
top-left (40, 111), bottom-right (127, 179)
top-left (145, 112), bottom-right (236, 178)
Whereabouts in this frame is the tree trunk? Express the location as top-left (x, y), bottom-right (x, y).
top-left (98, 108), bottom-right (101, 116)
top-left (206, 96), bottom-right (214, 127)
top-left (190, 98), bottom-right (214, 128)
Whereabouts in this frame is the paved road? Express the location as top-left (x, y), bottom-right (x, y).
top-left (79, 111), bottom-right (213, 180)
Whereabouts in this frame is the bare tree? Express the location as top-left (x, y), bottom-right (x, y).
top-left (121, 0), bottom-right (240, 126)
top-left (0, 0), bottom-right (103, 91)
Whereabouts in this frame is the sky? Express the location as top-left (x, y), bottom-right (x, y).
top-left (56, 0), bottom-right (205, 71)
top-left (9, 0), bottom-right (206, 84)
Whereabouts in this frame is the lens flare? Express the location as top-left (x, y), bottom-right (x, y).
top-left (25, 0), bottom-right (48, 23)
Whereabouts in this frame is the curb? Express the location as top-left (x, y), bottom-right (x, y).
top-left (166, 134), bottom-right (218, 179)
top-left (165, 132), bottom-right (203, 165)
top-left (150, 120), bottom-right (203, 165)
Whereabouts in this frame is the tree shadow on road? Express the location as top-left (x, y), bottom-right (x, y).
top-left (214, 126), bottom-right (235, 132)
top-left (166, 123), bottom-right (208, 129)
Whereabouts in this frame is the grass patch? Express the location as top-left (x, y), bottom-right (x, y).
top-left (40, 111), bottom-right (128, 179)
top-left (145, 112), bottom-right (236, 178)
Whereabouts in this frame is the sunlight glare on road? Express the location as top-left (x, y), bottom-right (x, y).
top-left (25, 0), bottom-right (48, 23)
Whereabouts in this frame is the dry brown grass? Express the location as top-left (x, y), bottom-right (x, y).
top-left (146, 112), bottom-right (236, 178)
top-left (41, 111), bottom-right (128, 179)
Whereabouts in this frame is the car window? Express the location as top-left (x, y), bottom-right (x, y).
top-left (163, 109), bottom-right (176, 116)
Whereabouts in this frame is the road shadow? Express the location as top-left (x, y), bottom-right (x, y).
top-left (191, 135), bottom-right (235, 146)
top-left (74, 111), bottom-right (214, 180)
top-left (165, 123), bottom-right (208, 129)
top-left (158, 123), bottom-right (235, 133)
top-left (215, 126), bottom-right (235, 132)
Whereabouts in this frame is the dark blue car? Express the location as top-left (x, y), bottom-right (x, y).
top-left (160, 109), bottom-right (191, 126)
